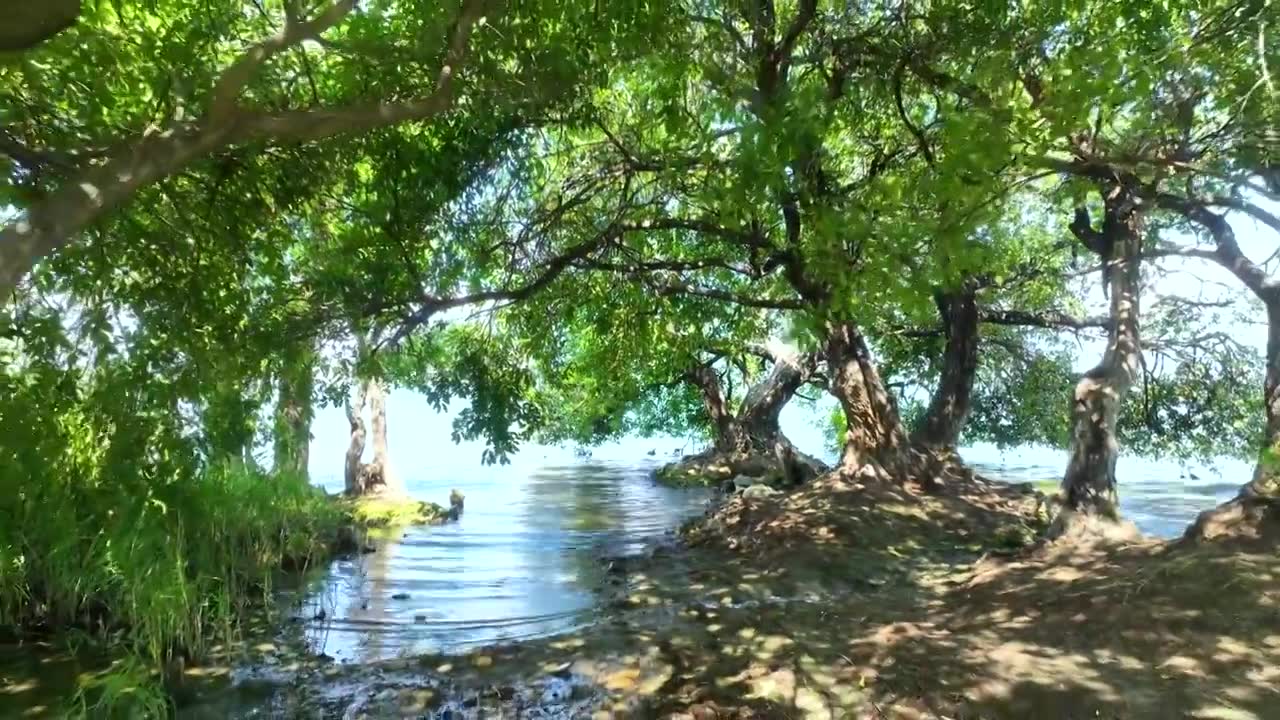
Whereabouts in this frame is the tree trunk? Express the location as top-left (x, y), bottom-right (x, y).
top-left (687, 366), bottom-right (750, 453)
top-left (825, 321), bottom-right (909, 477)
top-left (737, 351), bottom-right (812, 447)
top-left (1244, 298), bottom-right (1280, 498)
top-left (1059, 197), bottom-right (1144, 520)
top-left (273, 347), bottom-right (315, 481)
top-left (687, 349), bottom-right (817, 455)
top-left (0, 0), bottom-right (80, 51)
top-left (344, 382), bottom-right (368, 495)
top-left (912, 287), bottom-right (980, 451)
top-left (363, 378), bottom-right (403, 495)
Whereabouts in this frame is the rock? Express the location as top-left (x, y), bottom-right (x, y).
top-left (495, 686), bottom-right (517, 701)
top-left (647, 449), bottom-right (657, 456)
top-left (390, 592), bottom-right (410, 600)
top-left (741, 484), bottom-right (781, 500)
top-left (414, 614), bottom-right (428, 623)
top-left (541, 677), bottom-right (573, 704)
top-left (731, 475), bottom-right (757, 492)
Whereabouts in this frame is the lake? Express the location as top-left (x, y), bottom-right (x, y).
top-left (298, 426), bottom-right (1252, 663)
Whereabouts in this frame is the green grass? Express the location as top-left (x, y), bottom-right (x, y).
top-left (0, 463), bottom-right (343, 717)
top-left (340, 495), bottom-right (448, 528)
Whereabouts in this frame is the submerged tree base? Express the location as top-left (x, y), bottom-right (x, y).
top-left (339, 494), bottom-right (451, 529)
top-left (1183, 494), bottom-right (1280, 546)
top-left (654, 444), bottom-right (828, 488)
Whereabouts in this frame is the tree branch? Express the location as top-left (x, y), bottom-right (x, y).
top-left (0, 0), bottom-right (496, 298)
top-left (979, 309), bottom-right (1113, 331)
top-left (209, 0), bottom-right (359, 121)
top-left (1155, 193), bottom-right (1276, 297)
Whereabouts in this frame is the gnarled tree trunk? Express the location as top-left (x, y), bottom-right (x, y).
top-left (343, 377), bottom-right (403, 496)
top-left (687, 366), bottom-right (751, 453)
top-left (1058, 193), bottom-right (1144, 524)
top-left (659, 347), bottom-right (827, 486)
top-left (825, 321), bottom-right (909, 479)
top-left (912, 287), bottom-right (980, 451)
top-left (363, 378), bottom-right (402, 494)
top-left (686, 348), bottom-right (818, 455)
top-left (343, 382), bottom-right (368, 495)
top-left (1162, 201), bottom-right (1280, 542)
top-left (1245, 298), bottom-right (1280, 498)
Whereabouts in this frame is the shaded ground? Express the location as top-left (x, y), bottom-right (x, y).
top-left (12, 471), bottom-right (1277, 718)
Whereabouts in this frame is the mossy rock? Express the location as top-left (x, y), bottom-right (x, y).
top-left (992, 522), bottom-right (1038, 549)
top-left (654, 463), bottom-right (727, 487)
top-left (341, 496), bottom-right (448, 528)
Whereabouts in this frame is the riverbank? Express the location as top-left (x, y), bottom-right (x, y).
top-left (206, 467), bottom-right (1280, 719)
top-left (0, 465), bottom-right (464, 718)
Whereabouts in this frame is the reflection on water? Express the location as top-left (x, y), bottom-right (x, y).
top-left (304, 460), bottom-right (711, 663)
top-left (300, 443), bottom-right (1253, 663)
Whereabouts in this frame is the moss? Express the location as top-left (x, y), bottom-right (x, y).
top-left (1032, 478), bottom-right (1060, 495)
top-left (655, 464), bottom-right (722, 488)
top-left (992, 522), bottom-right (1038, 549)
top-left (341, 496), bottom-right (448, 528)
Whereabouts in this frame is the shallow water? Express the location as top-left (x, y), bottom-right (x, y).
top-left (302, 456), bottom-right (712, 663)
top-left (962, 443), bottom-right (1253, 538)
top-left (296, 439), bottom-right (1252, 664)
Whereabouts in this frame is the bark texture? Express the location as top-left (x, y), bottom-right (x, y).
top-left (912, 287), bottom-right (980, 451)
top-left (0, 0), bottom-right (79, 51)
top-left (825, 321), bottom-right (909, 478)
top-left (344, 378), bottom-right (402, 496)
top-left (1247, 299), bottom-right (1280, 498)
top-left (1058, 193), bottom-right (1144, 520)
top-left (659, 347), bottom-right (828, 486)
top-left (685, 349), bottom-right (816, 455)
top-left (1159, 200), bottom-right (1280, 541)
top-left (343, 382), bottom-right (368, 495)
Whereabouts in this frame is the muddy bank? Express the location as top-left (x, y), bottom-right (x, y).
top-left (175, 470), bottom-right (1280, 719)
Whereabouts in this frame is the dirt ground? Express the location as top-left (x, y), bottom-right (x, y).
top-left (208, 470), bottom-right (1280, 719)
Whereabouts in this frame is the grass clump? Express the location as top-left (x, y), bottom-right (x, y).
top-left (0, 461), bottom-right (342, 717)
top-left (341, 495), bottom-right (448, 527)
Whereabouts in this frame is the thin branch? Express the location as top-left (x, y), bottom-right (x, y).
top-left (979, 309), bottom-right (1113, 331)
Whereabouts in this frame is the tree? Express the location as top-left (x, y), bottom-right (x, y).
top-left (0, 0), bottom-right (670, 297)
top-left (1053, 189), bottom-right (1146, 528)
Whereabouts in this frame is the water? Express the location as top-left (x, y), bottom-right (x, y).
top-left (962, 443), bottom-right (1253, 538)
top-left (295, 433), bottom-right (1253, 664)
top-left (304, 449), bottom-right (712, 663)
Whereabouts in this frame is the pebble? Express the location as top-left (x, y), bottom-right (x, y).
top-left (540, 677), bottom-right (573, 704)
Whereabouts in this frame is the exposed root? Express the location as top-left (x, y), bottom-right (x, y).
top-left (1038, 509), bottom-right (1147, 560)
top-left (684, 459), bottom-right (1045, 559)
top-left (1182, 494), bottom-right (1280, 546)
top-left (655, 444), bottom-right (827, 488)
